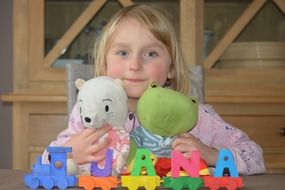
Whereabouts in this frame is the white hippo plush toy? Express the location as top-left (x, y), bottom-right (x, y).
top-left (75, 76), bottom-right (129, 175)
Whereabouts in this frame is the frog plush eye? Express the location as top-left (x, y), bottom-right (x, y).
top-left (191, 98), bottom-right (197, 104)
top-left (151, 82), bottom-right (158, 88)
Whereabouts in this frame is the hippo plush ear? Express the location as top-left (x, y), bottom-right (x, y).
top-left (75, 78), bottom-right (86, 90)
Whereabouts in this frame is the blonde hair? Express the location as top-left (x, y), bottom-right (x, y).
top-left (92, 4), bottom-right (189, 95)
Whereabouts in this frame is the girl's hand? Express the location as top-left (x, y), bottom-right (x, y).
top-left (172, 133), bottom-right (218, 166)
top-left (63, 125), bottom-right (112, 165)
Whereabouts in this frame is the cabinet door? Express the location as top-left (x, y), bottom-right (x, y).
top-left (212, 102), bottom-right (285, 173)
top-left (13, 102), bottom-right (67, 169)
top-left (226, 115), bottom-right (285, 173)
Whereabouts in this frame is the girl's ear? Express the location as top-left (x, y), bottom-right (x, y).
top-left (75, 78), bottom-right (86, 90)
top-left (164, 69), bottom-right (174, 88)
top-left (167, 67), bottom-right (174, 79)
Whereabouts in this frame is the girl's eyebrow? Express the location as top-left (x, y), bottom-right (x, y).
top-left (111, 42), bottom-right (165, 50)
top-left (110, 42), bottom-right (129, 48)
top-left (144, 42), bottom-right (165, 50)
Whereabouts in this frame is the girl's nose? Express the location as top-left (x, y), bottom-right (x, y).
top-left (129, 55), bottom-right (142, 71)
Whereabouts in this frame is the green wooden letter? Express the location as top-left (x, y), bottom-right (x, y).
top-left (131, 149), bottom-right (156, 176)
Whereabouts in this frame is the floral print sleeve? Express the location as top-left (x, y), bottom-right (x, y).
top-left (189, 104), bottom-right (266, 175)
top-left (42, 103), bottom-right (85, 163)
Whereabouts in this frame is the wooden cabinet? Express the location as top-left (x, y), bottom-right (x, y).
top-left (2, 0), bottom-right (285, 173)
top-left (203, 0), bottom-right (285, 173)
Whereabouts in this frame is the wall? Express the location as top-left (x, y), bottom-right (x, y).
top-left (0, 0), bottom-right (13, 169)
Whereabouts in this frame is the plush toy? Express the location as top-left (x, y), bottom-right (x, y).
top-left (130, 82), bottom-right (198, 156)
top-left (75, 76), bottom-right (130, 175)
top-left (137, 82), bottom-right (198, 136)
top-left (128, 82), bottom-right (200, 175)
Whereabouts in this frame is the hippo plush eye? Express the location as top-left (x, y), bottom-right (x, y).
top-left (105, 105), bottom-right (109, 112)
top-left (151, 82), bottom-right (158, 88)
top-left (191, 98), bottom-right (197, 103)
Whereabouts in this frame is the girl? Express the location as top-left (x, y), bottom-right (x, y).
top-left (45, 4), bottom-right (265, 175)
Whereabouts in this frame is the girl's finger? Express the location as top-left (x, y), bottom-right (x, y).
top-left (81, 128), bottom-right (97, 137)
top-left (87, 154), bottom-right (106, 163)
top-left (172, 143), bottom-right (198, 153)
top-left (89, 138), bottom-right (111, 154)
top-left (179, 133), bottom-right (191, 138)
top-left (86, 125), bottom-right (112, 142)
top-left (172, 136), bottom-right (191, 148)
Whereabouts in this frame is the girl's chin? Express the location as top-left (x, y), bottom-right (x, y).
top-left (126, 91), bottom-right (144, 99)
top-left (125, 88), bottom-right (146, 99)
top-left (124, 83), bottom-right (148, 97)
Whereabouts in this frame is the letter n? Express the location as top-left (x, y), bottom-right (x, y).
top-left (171, 150), bottom-right (200, 178)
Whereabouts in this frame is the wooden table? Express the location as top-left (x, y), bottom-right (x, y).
top-left (1, 169), bottom-right (284, 189)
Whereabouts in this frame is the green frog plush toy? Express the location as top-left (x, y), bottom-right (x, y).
top-left (128, 82), bottom-right (199, 163)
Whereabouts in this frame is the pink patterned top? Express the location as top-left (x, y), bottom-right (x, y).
top-left (43, 103), bottom-right (265, 175)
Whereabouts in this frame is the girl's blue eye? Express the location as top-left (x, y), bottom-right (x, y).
top-left (144, 51), bottom-right (158, 57)
top-left (116, 50), bottom-right (128, 56)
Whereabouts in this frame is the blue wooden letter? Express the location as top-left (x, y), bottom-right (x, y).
top-left (214, 149), bottom-right (238, 177)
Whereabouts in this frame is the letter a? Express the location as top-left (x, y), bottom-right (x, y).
top-left (214, 149), bottom-right (238, 177)
top-left (171, 150), bottom-right (200, 178)
top-left (131, 149), bottom-right (156, 176)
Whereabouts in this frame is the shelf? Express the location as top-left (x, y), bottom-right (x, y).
top-left (206, 96), bottom-right (285, 103)
top-left (1, 93), bottom-right (66, 103)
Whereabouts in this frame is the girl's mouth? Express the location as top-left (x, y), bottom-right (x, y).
top-left (124, 78), bottom-right (146, 83)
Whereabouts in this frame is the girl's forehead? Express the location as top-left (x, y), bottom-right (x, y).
top-left (110, 18), bottom-right (164, 47)
top-left (117, 17), bottom-right (144, 29)
top-left (115, 18), bottom-right (149, 36)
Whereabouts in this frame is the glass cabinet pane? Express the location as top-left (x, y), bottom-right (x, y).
top-left (45, 0), bottom-right (122, 67)
top-left (44, 0), bottom-right (179, 67)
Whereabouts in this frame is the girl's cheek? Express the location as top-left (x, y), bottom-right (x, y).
top-left (148, 63), bottom-right (170, 85)
top-left (106, 63), bottom-right (124, 79)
